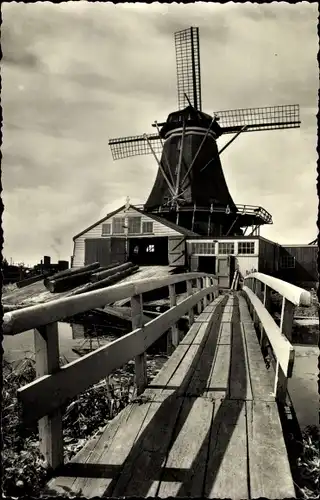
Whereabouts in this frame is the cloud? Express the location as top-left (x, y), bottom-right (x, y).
top-left (2, 2), bottom-right (318, 265)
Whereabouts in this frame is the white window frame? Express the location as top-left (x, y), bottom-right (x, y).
top-left (218, 242), bottom-right (235, 255)
top-left (128, 216), bottom-right (141, 235)
top-left (101, 223), bottom-right (111, 236)
top-left (238, 241), bottom-right (256, 255)
top-left (113, 217), bottom-right (125, 235)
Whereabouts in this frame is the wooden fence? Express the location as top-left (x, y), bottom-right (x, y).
top-left (243, 272), bottom-right (311, 404)
top-left (3, 272), bottom-right (218, 471)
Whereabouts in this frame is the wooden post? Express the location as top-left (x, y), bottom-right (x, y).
top-left (131, 294), bottom-right (147, 395)
top-left (274, 360), bottom-right (288, 405)
top-left (196, 278), bottom-right (202, 314)
top-left (34, 322), bottom-right (64, 470)
top-left (186, 280), bottom-right (194, 326)
top-left (169, 284), bottom-right (179, 348)
top-left (202, 277), bottom-right (208, 308)
top-left (280, 297), bottom-right (295, 342)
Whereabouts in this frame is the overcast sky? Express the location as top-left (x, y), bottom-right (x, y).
top-left (2, 1), bottom-right (318, 266)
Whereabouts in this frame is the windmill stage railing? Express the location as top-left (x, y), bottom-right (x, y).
top-left (242, 272), bottom-right (311, 403)
top-left (3, 272), bottom-right (218, 471)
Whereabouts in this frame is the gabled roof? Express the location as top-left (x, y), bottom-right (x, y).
top-left (73, 204), bottom-right (200, 240)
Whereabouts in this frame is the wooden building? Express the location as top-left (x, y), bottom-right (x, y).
top-left (278, 244), bottom-right (318, 288)
top-left (72, 204), bottom-right (318, 289)
top-left (72, 204), bottom-right (198, 269)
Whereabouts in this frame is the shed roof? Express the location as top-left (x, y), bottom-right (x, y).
top-left (73, 204), bottom-right (200, 240)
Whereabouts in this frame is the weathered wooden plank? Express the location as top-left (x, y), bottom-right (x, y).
top-left (147, 344), bottom-right (190, 388)
top-left (111, 396), bottom-right (185, 497)
top-left (194, 312), bottom-right (211, 321)
top-left (169, 283), bottom-right (179, 347)
top-left (45, 403), bottom-right (134, 496)
top-left (280, 297), bottom-right (295, 342)
top-left (246, 400), bottom-right (295, 498)
top-left (193, 322), bottom-right (211, 344)
top-left (156, 398), bottom-right (214, 497)
top-left (180, 322), bottom-right (202, 344)
top-left (186, 314), bottom-right (222, 397)
top-left (205, 400), bottom-right (248, 499)
top-left (79, 398), bottom-right (159, 497)
top-left (221, 311), bottom-right (232, 322)
top-left (228, 300), bottom-right (252, 401)
top-left (241, 323), bottom-right (275, 401)
top-left (206, 344), bottom-right (230, 399)
top-left (168, 344), bottom-right (200, 392)
top-left (218, 322), bottom-right (232, 344)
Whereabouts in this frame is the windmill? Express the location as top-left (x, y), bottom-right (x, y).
top-left (109, 27), bottom-right (300, 236)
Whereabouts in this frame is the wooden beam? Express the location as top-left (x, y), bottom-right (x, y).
top-left (186, 280), bottom-right (194, 326)
top-left (244, 272), bottom-right (311, 306)
top-left (18, 284), bottom-right (218, 425)
top-left (4, 272), bottom-right (218, 335)
top-left (34, 323), bottom-right (64, 470)
top-left (169, 283), bottom-right (179, 348)
top-left (131, 294), bottom-right (147, 396)
top-left (196, 278), bottom-right (202, 314)
top-left (243, 286), bottom-right (295, 378)
top-left (280, 297), bottom-right (295, 342)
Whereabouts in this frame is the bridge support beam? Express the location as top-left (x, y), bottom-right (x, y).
top-left (169, 284), bottom-right (179, 349)
top-left (186, 280), bottom-right (195, 326)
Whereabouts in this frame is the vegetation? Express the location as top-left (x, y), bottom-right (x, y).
top-left (2, 355), bottom-right (165, 497)
top-left (2, 354), bottom-right (318, 498)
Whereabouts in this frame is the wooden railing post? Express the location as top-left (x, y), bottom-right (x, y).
top-left (280, 297), bottom-right (295, 342)
top-left (169, 283), bottom-right (179, 348)
top-left (196, 278), bottom-right (202, 314)
top-left (186, 280), bottom-right (194, 326)
top-left (202, 277), bottom-right (208, 308)
top-left (131, 294), bottom-right (148, 395)
top-left (274, 360), bottom-right (288, 405)
top-left (34, 322), bottom-right (63, 470)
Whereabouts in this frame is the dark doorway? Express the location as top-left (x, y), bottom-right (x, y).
top-left (128, 238), bottom-right (169, 265)
top-left (198, 256), bottom-right (216, 274)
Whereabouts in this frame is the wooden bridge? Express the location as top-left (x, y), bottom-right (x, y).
top-left (3, 271), bottom-right (311, 498)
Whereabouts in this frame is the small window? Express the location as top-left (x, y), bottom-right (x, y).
top-left (218, 242), bottom-right (234, 255)
top-left (142, 221), bottom-right (153, 234)
top-left (280, 255), bottom-right (295, 269)
top-left (146, 244), bottom-right (155, 253)
top-left (238, 242), bottom-right (255, 254)
top-left (191, 242), bottom-right (215, 255)
top-left (128, 217), bottom-right (141, 234)
top-left (101, 223), bottom-right (111, 236)
top-left (113, 217), bottom-right (125, 234)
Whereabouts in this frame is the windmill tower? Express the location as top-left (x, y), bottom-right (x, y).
top-left (109, 27), bottom-right (300, 237)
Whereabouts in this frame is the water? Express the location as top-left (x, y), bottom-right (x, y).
top-left (3, 322), bottom-right (117, 366)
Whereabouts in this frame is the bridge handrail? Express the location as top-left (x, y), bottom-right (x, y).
top-left (3, 272), bottom-right (217, 335)
top-left (4, 272), bottom-right (218, 472)
top-left (244, 272), bottom-right (311, 306)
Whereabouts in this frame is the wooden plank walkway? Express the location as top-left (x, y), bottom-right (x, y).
top-left (45, 292), bottom-right (295, 498)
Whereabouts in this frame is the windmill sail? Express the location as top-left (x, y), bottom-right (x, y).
top-left (216, 104), bottom-right (300, 134)
top-left (175, 27), bottom-right (202, 111)
top-left (109, 134), bottom-right (162, 160)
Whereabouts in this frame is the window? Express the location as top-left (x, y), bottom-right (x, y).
top-left (238, 241), bottom-right (255, 254)
top-left (112, 217), bottom-right (125, 234)
top-left (146, 244), bottom-right (155, 253)
top-left (280, 255), bottom-right (295, 269)
top-left (142, 221), bottom-right (153, 234)
top-left (128, 217), bottom-right (141, 234)
top-left (218, 242), bottom-right (235, 255)
top-left (191, 242), bottom-right (215, 255)
top-left (101, 223), bottom-right (111, 236)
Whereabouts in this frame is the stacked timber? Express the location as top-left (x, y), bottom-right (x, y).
top-left (71, 264), bottom-right (139, 296)
top-left (90, 262), bottom-right (134, 282)
top-left (16, 273), bottom-right (46, 289)
top-left (44, 262), bottom-right (101, 293)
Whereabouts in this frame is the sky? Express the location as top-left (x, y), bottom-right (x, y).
top-left (2, 1), bottom-right (318, 266)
